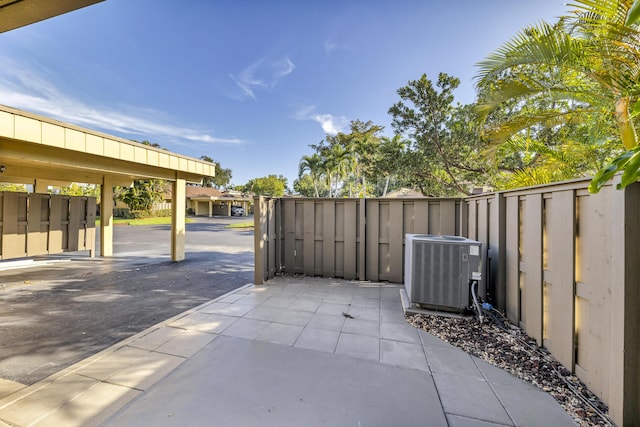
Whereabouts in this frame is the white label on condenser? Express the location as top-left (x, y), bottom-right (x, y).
top-left (470, 245), bottom-right (479, 256)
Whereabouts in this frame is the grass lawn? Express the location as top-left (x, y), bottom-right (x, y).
top-left (225, 221), bottom-right (254, 229)
top-left (96, 217), bottom-right (195, 226)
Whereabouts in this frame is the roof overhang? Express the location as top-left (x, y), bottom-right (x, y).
top-left (0, 0), bottom-right (104, 33)
top-left (0, 105), bottom-right (215, 187)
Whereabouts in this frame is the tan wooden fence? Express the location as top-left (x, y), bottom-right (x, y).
top-left (254, 178), bottom-right (640, 425)
top-left (0, 192), bottom-right (96, 259)
top-left (254, 197), bottom-right (462, 284)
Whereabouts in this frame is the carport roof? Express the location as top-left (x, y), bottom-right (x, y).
top-left (0, 104), bottom-right (215, 186)
top-left (0, 0), bottom-right (103, 33)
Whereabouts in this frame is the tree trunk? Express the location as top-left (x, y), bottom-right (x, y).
top-left (382, 176), bottom-right (390, 197)
top-left (615, 96), bottom-right (638, 150)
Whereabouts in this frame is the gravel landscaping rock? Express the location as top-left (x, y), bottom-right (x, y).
top-left (407, 312), bottom-right (614, 427)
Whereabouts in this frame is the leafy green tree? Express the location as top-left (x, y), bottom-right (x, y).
top-left (294, 174), bottom-right (330, 197)
top-left (298, 154), bottom-right (324, 197)
top-left (389, 73), bottom-right (488, 196)
top-left (0, 183), bottom-right (27, 192)
top-left (57, 183), bottom-right (100, 197)
top-left (116, 180), bottom-right (165, 212)
top-left (475, 0), bottom-right (640, 191)
top-left (199, 156), bottom-right (233, 189)
top-left (244, 175), bottom-right (286, 197)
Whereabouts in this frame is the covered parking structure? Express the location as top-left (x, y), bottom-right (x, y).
top-left (0, 105), bottom-right (215, 261)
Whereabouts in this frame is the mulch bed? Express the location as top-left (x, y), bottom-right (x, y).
top-left (407, 312), bottom-right (613, 427)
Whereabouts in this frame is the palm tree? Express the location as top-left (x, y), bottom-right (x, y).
top-left (298, 154), bottom-right (323, 197)
top-left (476, 0), bottom-right (640, 191)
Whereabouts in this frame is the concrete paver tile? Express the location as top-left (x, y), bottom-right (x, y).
top-left (381, 286), bottom-right (402, 300)
top-left (306, 313), bottom-right (345, 331)
top-left (216, 293), bottom-right (245, 303)
top-left (380, 307), bottom-right (408, 324)
top-left (355, 287), bottom-right (381, 299)
top-left (425, 345), bottom-right (484, 379)
top-left (291, 296), bottom-right (323, 312)
top-left (323, 293), bottom-right (354, 305)
top-left (491, 383), bottom-right (576, 427)
top-left (155, 330), bottom-right (217, 358)
top-left (273, 309), bottom-right (313, 327)
top-left (168, 312), bottom-right (237, 334)
top-left (352, 296), bottom-right (380, 308)
top-left (74, 346), bottom-right (149, 381)
top-left (341, 317), bottom-right (380, 337)
top-left (233, 294), bottom-right (270, 306)
top-left (380, 339), bottom-right (428, 372)
top-left (293, 327), bottom-right (340, 353)
top-left (380, 321), bottom-right (421, 344)
top-left (102, 336), bottom-right (448, 427)
top-left (447, 413), bottom-right (512, 427)
top-left (316, 302), bottom-right (350, 316)
top-left (243, 305), bottom-right (282, 322)
top-left (33, 381), bottom-right (141, 427)
top-left (380, 298), bottom-right (403, 310)
top-left (347, 305), bottom-right (380, 321)
top-left (473, 357), bottom-right (538, 390)
top-left (220, 318), bottom-right (270, 340)
top-left (128, 326), bottom-right (184, 351)
top-left (199, 302), bottom-right (253, 317)
top-left (103, 350), bottom-right (185, 390)
top-left (261, 296), bottom-right (296, 309)
top-left (335, 333), bottom-right (379, 362)
top-left (196, 302), bottom-right (229, 313)
top-left (433, 372), bottom-right (513, 425)
top-left (256, 323), bottom-right (304, 346)
top-left (419, 328), bottom-right (458, 350)
top-left (0, 379), bottom-right (25, 400)
top-left (0, 374), bottom-right (98, 426)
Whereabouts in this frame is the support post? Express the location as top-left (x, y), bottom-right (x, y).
top-left (254, 196), bottom-right (265, 284)
top-left (171, 178), bottom-right (186, 262)
top-left (100, 176), bottom-right (114, 257)
top-left (609, 178), bottom-right (640, 426)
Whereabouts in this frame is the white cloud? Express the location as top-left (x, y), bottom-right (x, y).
top-left (292, 104), bottom-right (348, 135)
top-left (0, 57), bottom-right (241, 145)
top-left (324, 39), bottom-right (352, 56)
top-left (230, 56), bottom-right (295, 100)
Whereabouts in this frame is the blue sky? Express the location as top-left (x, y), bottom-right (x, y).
top-left (0, 0), bottom-right (568, 188)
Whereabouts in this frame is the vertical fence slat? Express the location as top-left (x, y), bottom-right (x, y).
top-left (303, 200), bottom-right (315, 276)
top-left (323, 200), bottom-right (335, 277)
top-left (366, 199), bottom-right (379, 281)
top-left (388, 201), bottom-right (403, 283)
top-left (358, 199), bottom-right (366, 280)
top-left (343, 201), bottom-right (356, 280)
top-left (413, 200), bottom-right (429, 234)
top-left (505, 196), bottom-right (520, 324)
top-left (439, 200), bottom-right (456, 235)
top-left (545, 190), bottom-right (575, 368)
top-left (522, 193), bottom-right (543, 344)
top-left (283, 200), bottom-right (295, 272)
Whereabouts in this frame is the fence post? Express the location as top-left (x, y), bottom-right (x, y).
top-left (253, 196), bottom-right (265, 285)
top-left (491, 192), bottom-right (507, 311)
top-left (358, 198), bottom-right (366, 281)
top-left (609, 179), bottom-right (640, 426)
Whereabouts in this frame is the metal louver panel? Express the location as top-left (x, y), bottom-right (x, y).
top-left (404, 234), bottom-right (482, 312)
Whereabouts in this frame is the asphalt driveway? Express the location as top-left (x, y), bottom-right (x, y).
top-left (0, 216), bottom-right (254, 386)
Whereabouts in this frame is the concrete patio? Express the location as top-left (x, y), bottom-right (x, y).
top-left (0, 276), bottom-right (576, 426)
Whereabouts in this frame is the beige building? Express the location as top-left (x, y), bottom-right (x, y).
top-left (0, 1), bottom-right (218, 262)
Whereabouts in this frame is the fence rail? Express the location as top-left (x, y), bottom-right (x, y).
top-left (254, 178), bottom-right (640, 426)
top-left (0, 192), bottom-right (96, 259)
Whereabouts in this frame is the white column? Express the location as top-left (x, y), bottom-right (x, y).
top-left (171, 178), bottom-right (186, 261)
top-left (100, 176), bottom-right (114, 256)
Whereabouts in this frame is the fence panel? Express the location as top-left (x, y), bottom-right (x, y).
top-left (0, 192), bottom-right (96, 260)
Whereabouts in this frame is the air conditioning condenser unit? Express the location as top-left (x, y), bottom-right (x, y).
top-left (404, 234), bottom-right (483, 312)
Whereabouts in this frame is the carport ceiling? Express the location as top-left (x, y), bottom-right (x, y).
top-left (0, 105), bottom-right (215, 186)
top-left (0, 0), bottom-right (103, 33)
